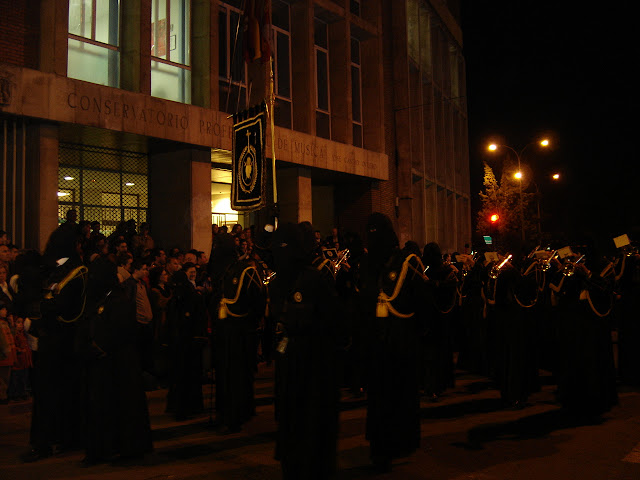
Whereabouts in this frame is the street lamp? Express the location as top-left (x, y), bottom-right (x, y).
top-left (487, 139), bottom-right (550, 243)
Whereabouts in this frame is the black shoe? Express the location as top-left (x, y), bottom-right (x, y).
top-left (21, 447), bottom-right (52, 463)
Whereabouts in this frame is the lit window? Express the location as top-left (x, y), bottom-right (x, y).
top-left (67, 0), bottom-right (120, 87)
top-left (151, 0), bottom-right (191, 104)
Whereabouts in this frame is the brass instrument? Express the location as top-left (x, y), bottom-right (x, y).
top-left (489, 254), bottom-right (512, 280)
top-left (262, 270), bottom-right (276, 286)
top-left (540, 250), bottom-right (558, 272)
top-left (561, 254), bottom-right (585, 277)
top-left (333, 248), bottom-right (350, 275)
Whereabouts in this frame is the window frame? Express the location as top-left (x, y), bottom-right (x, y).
top-left (67, 0), bottom-right (121, 87)
top-left (150, 0), bottom-right (191, 71)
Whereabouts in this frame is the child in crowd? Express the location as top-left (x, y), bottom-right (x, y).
top-left (9, 317), bottom-right (32, 400)
top-left (0, 303), bottom-right (17, 404)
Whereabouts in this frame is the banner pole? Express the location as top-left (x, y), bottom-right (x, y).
top-left (269, 55), bottom-right (278, 220)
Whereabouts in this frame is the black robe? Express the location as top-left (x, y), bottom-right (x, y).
top-left (166, 273), bottom-right (207, 420)
top-left (360, 249), bottom-right (427, 461)
top-left (82, 285), bottom-right (153, 461)
top-left (553, 268), bottom-right (618, 416)
top-left (487, 264), bottom-right (539, 405)
top-left (214, 260), bottom-right (265, 429)
top-left (272, 265), bottom-right (340, 480)
top-left (29, 257), bottom-right (87, 453)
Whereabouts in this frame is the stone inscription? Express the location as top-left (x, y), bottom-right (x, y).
top-left (199, 119), bottom-right (233, 140)
top-left (67, 93), bottom-right (189, 129)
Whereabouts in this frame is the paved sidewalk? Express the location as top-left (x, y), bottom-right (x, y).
top-left (2, 365), bottom-right (640, 479)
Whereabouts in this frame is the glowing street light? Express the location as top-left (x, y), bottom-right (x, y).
top-left (487, 138), bottom-right (551, 242)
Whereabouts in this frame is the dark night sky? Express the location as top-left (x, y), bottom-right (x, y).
top-left (461, 2), bottom-right (638, 245)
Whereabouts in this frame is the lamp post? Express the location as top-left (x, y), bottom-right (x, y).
top-left (488, 139), bottom-right (550, 243)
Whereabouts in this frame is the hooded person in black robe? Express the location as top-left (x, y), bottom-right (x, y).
top-left (80, 256), bottom-right (153, 464)
top-left (212, 233), bottom-right (265, 432)
top-left (485, 255), bottom-right (539, 408)
top-left (271, 222), bottom-right (340, 480)
top-left (359, 213), bottom-right (428, 472)
top-left (421, 242), bottom-right (457, 400)
top-left (550, 252), bottom-right (618, 417)
top-left (24, 230), bottom-right (87, 461)
top-left (166, 268), bottom-right (207, 421)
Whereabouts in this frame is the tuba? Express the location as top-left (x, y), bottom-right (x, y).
top-left (489, 254), bottom-right (512, 280)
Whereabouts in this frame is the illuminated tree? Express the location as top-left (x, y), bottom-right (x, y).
top-left (477, 162), bottom-right (537, 249)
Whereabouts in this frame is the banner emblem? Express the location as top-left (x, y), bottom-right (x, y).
top-left (232, 103), bottom-right (267, 211)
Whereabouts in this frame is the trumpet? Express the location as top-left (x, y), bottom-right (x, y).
top-left (561, 254), bottom-right (585, 277)
top-left (262, 270), bottom-right (276, 286)
top-left (333, 248), bottom-right (350, 274)
top-left (540, 250), bottom-right (558, 272)
top-left (489, 254), bottom-right (512, 280)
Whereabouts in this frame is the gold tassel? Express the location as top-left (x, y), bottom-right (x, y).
top-left (218, 301), bottom-right (227, 319)
top-left (376, 295), bottom-right (388, 318)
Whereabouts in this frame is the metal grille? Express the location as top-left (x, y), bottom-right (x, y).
top-left (58, 143), bottom-right (148, 236)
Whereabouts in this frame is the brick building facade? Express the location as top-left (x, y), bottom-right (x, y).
top-left (0, 0), bottom-right (469, 254)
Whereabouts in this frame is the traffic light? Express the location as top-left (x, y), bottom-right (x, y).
top-left (490, 213), bottom-right (499, 223)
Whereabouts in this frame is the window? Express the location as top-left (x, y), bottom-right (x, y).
top-left (351, 37), bottom-right (362, 147)
top-left (314, 18), bottom-right (330, 140)
top-left (67, 0), bottom-right (120, 87)
top-left (219, 1), bottom-right (247, 114)
top-left (58, 144), bottom-right (148, 234)
top-left (272, 0), bottom-right (292, 128)
top-left (151, 0), bottom-right (191, 103)
top-left (350, 0), bottom-right (361, 17)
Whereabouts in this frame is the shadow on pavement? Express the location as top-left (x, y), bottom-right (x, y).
top-left (458, 408), bottom-right (605, 450)
top-left (420, 397), bottom-right (505, 420)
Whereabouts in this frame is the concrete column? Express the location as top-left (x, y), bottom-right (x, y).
top-left (121, 0), bottom-right (151, 94)
top-left (192, 0), bottom-right (212, 108)
top-left (149, 145), bottom-right (211, 251)
top-left (25, 124), bottom-right (59, 252)
top-left (277, 168), bottom-right (312, 224)
top-left (328, 20), bottom-right (349, 144)
top-left (191, 150), bottom-right (213, 254)
top-left (388, 0), bottom-right (413, 247)
top-left (290, 0), bottom-right (314, 134)
top-left (39, 0), bottom-right (68, 75)
top-left (361, 34), bottom-right (385, 153)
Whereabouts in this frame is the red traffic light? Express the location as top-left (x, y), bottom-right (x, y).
top-left (490, 213), bottom-right (499, 223)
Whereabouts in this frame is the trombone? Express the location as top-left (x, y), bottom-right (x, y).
top-left (489, 254), bottom-right (513, 280)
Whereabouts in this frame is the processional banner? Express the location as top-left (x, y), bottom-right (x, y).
top-left (231, 102), bottom-right (267, 211)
